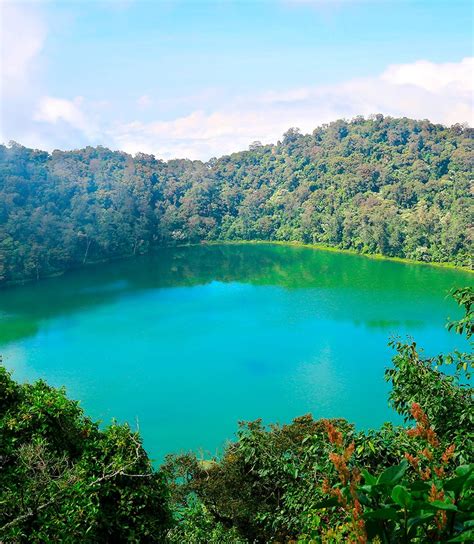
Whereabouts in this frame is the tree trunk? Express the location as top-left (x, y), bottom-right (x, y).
top-left (83, 238), bottom-right (92, 265)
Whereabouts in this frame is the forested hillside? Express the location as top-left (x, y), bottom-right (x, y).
top-left (0, 115), bottom-right (472, 285)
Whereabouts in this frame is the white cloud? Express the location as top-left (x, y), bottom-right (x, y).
top-left (381, 57), bottom-right (474, 95)
top-left (0, 1), bottom-right (46, 96)
top-left (110, 110), bottom-right (278, 160)
top-left (1, 32), bottom-right (473, 160)
top-left (108, 56), bottom-right (473, 160)
top-left (33, 96), bottom-right (96, 137)
top-left (0, 1), bottom-right (47, 146)
top-left (1, 2), bottom-right (472, 160)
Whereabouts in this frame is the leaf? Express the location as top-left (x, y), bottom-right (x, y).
top-left (426, 500), bottom-right (458, 512)
top-left (359, 485), bottom-right (373, 494)
top-left (358, 492), bottom-right (372, 507)
top-left (455, 465), bottom-right (473, 478)
top-left (391, 485), bottom-right (411, 508)
top-left (407, 511), bottom-right (435, 529)
top-left (377, 460), bottom-right (408, 486)
top-left (314, 497), bottom-right (340, 509)
top-left (361, 469), bottom-right (376, 486)
top-left (444, 474), bottom-right (470, 495)
top-left (448, 529), bottom-right (474, 542)
top-left (409, 480), bottom-right (430, 492)
top-left (364, 518), bottom-right (389, 541)
top-left (364, 507), bottom-right (399, 520)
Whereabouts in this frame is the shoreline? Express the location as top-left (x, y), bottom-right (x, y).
top-left (2, 239), bottom-right (472, 289)
top-left (196, 239), bottom-right (474, 274)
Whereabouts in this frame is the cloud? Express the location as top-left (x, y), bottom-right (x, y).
top-left (0, 1), bottom-right (47, 145)
top-left (381, 58), bottom-right (473, 94)
top-left (109, 56), bottom-right (473, 160)
top-left (1, 43), bottom-right (473, 159)
top-left (33, 96), bottom-right (95, 137)
top-left (0, 1), bottom-right (46, 96)
top-left (110, 110), bottom-right (277, 160)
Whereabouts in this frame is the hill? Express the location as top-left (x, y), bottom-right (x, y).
top-left (0, 115), bottom-right (472, 285)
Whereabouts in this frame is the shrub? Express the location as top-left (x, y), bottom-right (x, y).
top-left (0, 366), bottom-right (171, 543)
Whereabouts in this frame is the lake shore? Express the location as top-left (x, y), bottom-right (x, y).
top-left (2, 239), bottom-right (472, 289)
top-left (195, 239), bottom-right (474, 274)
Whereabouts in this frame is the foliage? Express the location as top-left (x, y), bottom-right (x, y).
top-left (166, 498), bottom-right (246, 544)
top-left (386, 287), bottom-right (473, 455)
top-left (1, 116), bottom-right (473, 285)
top-left (162, 416), bottom-right (357, 542)
top-left (0, 363), bottom-right (171, 543)
top-left (317, 404), bottom-right (473, 543)
top-left (448, 287), bottom-right (474, 340)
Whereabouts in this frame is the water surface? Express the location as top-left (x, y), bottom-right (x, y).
top-left (0, 244), bottom-right (471, 460)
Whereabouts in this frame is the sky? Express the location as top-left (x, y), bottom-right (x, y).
top-left (1, 0), bottom-right (473, 160)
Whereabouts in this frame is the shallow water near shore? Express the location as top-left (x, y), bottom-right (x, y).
top-left (0, 244), bottom-right (472, 461)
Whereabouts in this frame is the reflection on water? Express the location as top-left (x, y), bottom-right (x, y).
top-left (1, 244), bottom-right (471, 345)
top-left (0, 244), bottom-right (472, 459)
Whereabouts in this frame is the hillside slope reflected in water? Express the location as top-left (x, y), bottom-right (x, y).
top-left (0, 244), bottom-right (472, 459)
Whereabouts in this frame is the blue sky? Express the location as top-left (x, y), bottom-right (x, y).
top-left (1, 0), bottom-right (473, 159)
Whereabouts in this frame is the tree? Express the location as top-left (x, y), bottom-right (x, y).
top-left (0, 363), bottom-right (171, 543)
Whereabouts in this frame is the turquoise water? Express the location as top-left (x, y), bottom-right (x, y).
top-left (0, 244), bottom-right (472, 461)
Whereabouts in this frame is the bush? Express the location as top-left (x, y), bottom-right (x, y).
top-left (0, 366), bottom-right (171, 543)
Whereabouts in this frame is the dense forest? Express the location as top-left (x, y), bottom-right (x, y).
top-left (0, 287), bottom-right (472, 542)
top-left (0, 115), bottom-right (472, 285)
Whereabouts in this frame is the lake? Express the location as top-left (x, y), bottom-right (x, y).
top-left (0, 244), bottom-right (472, 461)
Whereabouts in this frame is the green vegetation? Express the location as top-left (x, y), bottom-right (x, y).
top-left (1, 116), bottom-right (472, 285)
top-left (0, 360), bottom-right (171, 542)
top-left (1, 288), bottom-right (472, 542)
